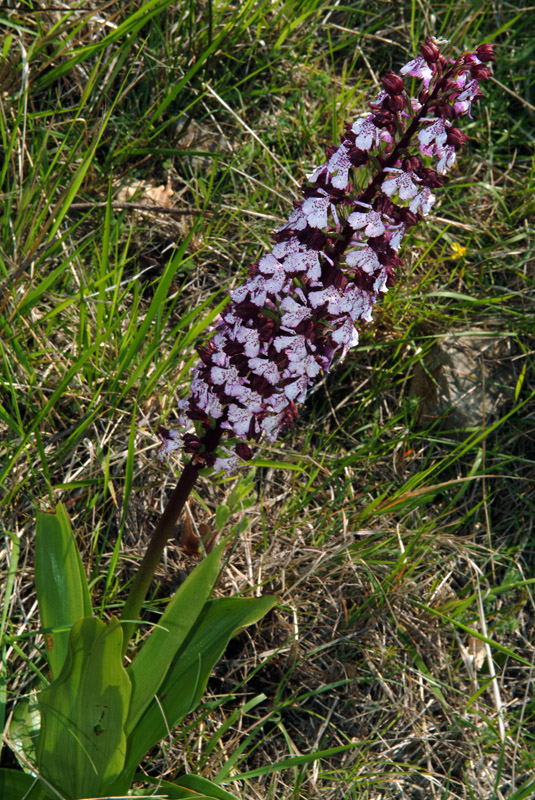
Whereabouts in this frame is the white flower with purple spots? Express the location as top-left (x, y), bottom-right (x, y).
top-left (283, 373), bottom-right (310, 402)
top-left (347, 208), bottom-right (386, 237)
top-left (213, 447), bottom-right (245, 476)
top-left (302, 190), bottom-right (339, 230)
top-left (331, 317), bottom-right (359, 356)
top-left (400, 56), bottom-right (433, 88)
top-left (276, 205), bottom-right (307, 233)
top-left (351, 117), bottom-right (380, 151)
top-left (409, 186), bottom-right (435, 216)
top-left (454, 79), bottom-right (481, 117)
top-left (381, 168), bottom-right (421, 200)
top-left (436, 144), bottom-right (456, 174)
top-left (199, 389), bottom-right (224, 419)
top-left (261, 412), bottom-right (286, 441)
top-left (309, 143), bottom-right (353, 189)
top-left (222, 404), bottom-right (254, 437)
top-left (346, 244), bottom-right (381, 274)
top-left (272, 237), bottom-right (301, 260)
top-left (249, 357), bottom-right (281, 385)
top-left (282, 249), bottom-right (322, 284)
top-left (280, 295), bottom-right (312, 330)
top-left (274, 333), bottom-right (312, 362)
top-left (373, 267), bottom-right (389, 294)
top-left (210, 364), bottom-right (241, 390)
top-left (344, 284), bottom-right (374, 322)
top-left (235, 325), bottom-right (261, 357)
top-left (229, 283), bottom-right (249, 304)
top-left (309, 286), bottom-right (350, 316)
top-left (417, 117), bottom-right (449, 156)
top-left (286, 351), bottom-right (321, 378)
top-left (387, 223), bottom-right (405, 252)
top-left (159, 428), bottom-right (183, 459)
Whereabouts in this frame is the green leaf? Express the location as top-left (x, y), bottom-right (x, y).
top-left (132, 774), bottom-right (238, 798)
top-left (37, 617), bottom-right (132, 799)
top-left (8, 692), bottom-right (40, 771)
top-left (125, 543), bottom-right (225, 736)
top-left (215, 503), bottom-right (231, 531)
top-left (132, 773), bottom-right (240, 798)
top-left (35, 504), bottom-right (92, 680)
top-left (0, 768), bottom-right (48, 799)
top-left (173, 773), bottom-right (241, 800)
top-left (116, 595), bottom-right (276, 790)
top-left (1, 530), bottom-right (20, 757)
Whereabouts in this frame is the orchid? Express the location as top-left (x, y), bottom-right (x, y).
top-left (159, 39), bottom-right (495, 476)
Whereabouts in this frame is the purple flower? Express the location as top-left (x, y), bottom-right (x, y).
top-left (400, 56), bottom-right (434, 88)
top-left (350, 117), bottom-right (381, 151)
top-left (381, 168), bottom-right (421, 200)
top-left (348, 207), bottom-right (386, 237)
top-left (346, 244), bottom-right (381, 273)
top-left (159, 39), bottom-right (495, 473)
top-left (417, 117), bottom-right (450, 155)
top-left (309, 143), bottom-right (353, 189)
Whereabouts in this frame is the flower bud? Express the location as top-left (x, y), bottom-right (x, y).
top-left (421, 38), bottom-right (440, 63)
top-left (197, 343), bottom-right (216, 366)
top-left (418, 167), bottom-right (444, 188)
top-left (385, 93), bottom-right (406, 113)
top-left (183, 433), bottom-right (202, 452)
top-left (373, 110), bottom-right (394, 128)
top-left (381, 71), bottom-right (405, 95)
top-left (402, 156), bottom-right (421, 173)
top-left (470, 64), bottom-right (492, 80)
top-left (418, 89), bottom-right (429, 105)
top-left (348, 147), bottom-right (369, 167)
top-left (235, 442), bottom-right (254, 460)
top-left (476, 43), bottom-right (496, 62)
top-left (396, 208), bottom-right (419, 227)
top-left (446, 127), bottom-right (467, 147)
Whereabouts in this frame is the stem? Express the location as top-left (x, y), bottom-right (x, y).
top-left (120, 425), bottom-right (222, 652)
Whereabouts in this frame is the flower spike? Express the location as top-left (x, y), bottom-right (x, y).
top-left (160, 40), bottom-right (495, 475)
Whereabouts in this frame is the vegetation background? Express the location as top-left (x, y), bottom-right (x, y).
top-left (1, 0), bottom-right (534, 798)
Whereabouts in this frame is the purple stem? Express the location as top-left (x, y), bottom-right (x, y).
top-left (120, 424), bottom-right (222, 652)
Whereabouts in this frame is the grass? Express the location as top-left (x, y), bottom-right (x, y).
top-left (1, 0), bottom-right (534, 797)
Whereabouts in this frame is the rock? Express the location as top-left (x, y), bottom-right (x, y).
top-left (409, 330), bottom-right (516, 430)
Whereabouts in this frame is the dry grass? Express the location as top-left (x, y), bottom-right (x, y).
top-left (1, 1), bottom-right (535, 798)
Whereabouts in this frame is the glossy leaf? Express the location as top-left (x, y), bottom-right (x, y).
top-left (35, 504), bottom-right (92, 679)
top-left (126, 543), bottom-right (225, 735)
top-left (37, 616), bottom-right (131, 799)
top-left (8, 692), bottom-right (40, 771)
top-left (114, 595), bottom-right (276, 791)
top-left (0, 768), bottom-right (47, 799)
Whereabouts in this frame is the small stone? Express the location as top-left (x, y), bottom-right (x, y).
top-left (409, 331), bottom-right (516, 431)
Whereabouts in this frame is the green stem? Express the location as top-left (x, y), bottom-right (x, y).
top-left (120, 426), bottom-right (222, 652)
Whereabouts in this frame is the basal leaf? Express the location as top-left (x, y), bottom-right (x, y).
top-left (125, 543), bottom-right (225, 736)
top-left (35, 504), bottom-right (92, 680)
top-left (37, 617), bottom-right (131, 799)
top-left (120, 596), bottom-right (276, 787)
top-left (8, 692), bottom-right (40, 771)
top-left (0, 768), bottom-right (47, 799)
